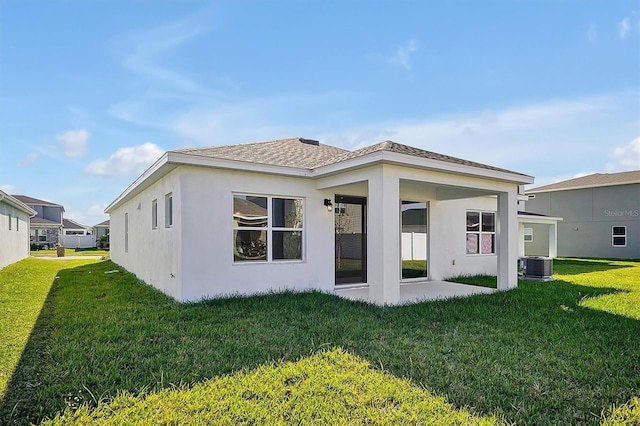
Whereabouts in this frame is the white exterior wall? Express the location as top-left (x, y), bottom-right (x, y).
top-left (179, 166), bottom-right (335, 301)
top-left (429, 197), bottom-right (500, 280)
top-left (109, 168), bottom-right (183, 300)
top-left (0, 201), bottom-right (31, 269)
top-left (109, 159), bottom-right (522, 304)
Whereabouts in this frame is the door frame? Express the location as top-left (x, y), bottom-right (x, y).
top-left (334, 195), bottom-right (367, 285)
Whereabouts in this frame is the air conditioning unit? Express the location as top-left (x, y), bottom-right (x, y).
top-left (521, 257), bottom-right (553, 281)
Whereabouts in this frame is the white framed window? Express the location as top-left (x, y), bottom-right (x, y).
top-left (8, 214), bottom-right (12, 230)
top-left (524, 227), bottom-right (533, 243)
top-left (233, 194), bottom-right (303, 262)
top-left (466, 211), bottom-right (496, 255)
top-left (612, 226), bottom-right (627, 247)
top-left (16, 216), bottom-right (19, 231)
top-left (125, 213), bottom-right (129, 253)
top-left (165, 193), bottom-right (173, 228)
top-left (151, 199), bottom-right (158, 229)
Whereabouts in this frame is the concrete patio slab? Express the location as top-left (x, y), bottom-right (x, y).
top-left (334, 280), bottom-right (496, 305)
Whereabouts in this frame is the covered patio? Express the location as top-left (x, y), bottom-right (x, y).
top-left (334, 280), bottom-right (496, 305)
top-left (315, 144), bottom-right (533, 306)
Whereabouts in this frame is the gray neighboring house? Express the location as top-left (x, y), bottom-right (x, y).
top-left (13, 195), bottom-right (65, 246)
top-left (93, 219), bottom-right (110, 239)
top-left (0, 190), bottom-right (36, 269)
top-left (525, 171), bottom-right (640, 259)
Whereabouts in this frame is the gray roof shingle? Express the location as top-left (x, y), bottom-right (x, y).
top-left (173, 137), bottom-right (349, 169)
top-left (172, 138), bottom-right (529, 177)
top-left (13, 195), bottom-right (63, 208)
top-left (528, 170), bottom-right (640, 192)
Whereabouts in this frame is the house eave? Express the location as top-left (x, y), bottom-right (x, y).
top-left (105, 153), bottom-right (175, 214)
top-left (312, 151), bottom-right (534, 184)
top-left (167, 152), bottom-right (312, 177)
top-left (105, 152), bottom-right (312, 214)
top-left (0, 191), bottom-right (37, 216)
top-left (527, 180), bottom-right (640, 194)
top-left (517, 214), bottom-right (564, 224)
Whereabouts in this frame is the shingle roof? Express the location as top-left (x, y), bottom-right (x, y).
top-left (321, 140), bottom-right (529, 176)
top-left (31, 217), bottom-right (62, 226)
top-left (172, 138), bottom-right (529, 177)
top-left (13, 195), bottom-right (64, 208)
top-left (173, 137), bottom-right (350, 169)
top-left (528, 170), bottom-right (640, 193)
top-left (63, 218), bottom-right (89, 229)
top-left (94, 220), bottom-right (110, 227)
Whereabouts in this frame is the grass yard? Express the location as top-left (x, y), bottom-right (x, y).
top-left (0, 258), bottom-right (638, 425)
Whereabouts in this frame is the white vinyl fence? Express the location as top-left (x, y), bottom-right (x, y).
top-left (401, 232), bottom-right (427, 260)
top-left (61, 234), bottom-right (96, 249)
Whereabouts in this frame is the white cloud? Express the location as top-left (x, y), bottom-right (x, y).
top-left (17, 152), bottom-right (40, 168)
top-left (56, 129), bottom-right (90, 158)
top-left (85, 142), bottom-right (165, 178)
top-left (387, 39), bottom-right (418, 71)
top-left (587, 25), bottom-right (598, 42)
top-left (0, 184), bottom-right (17, 194)
top-left (606, 137), bottom-right (640, 171)
top-left (88, 203), bottom-right (108, 215)
top-left (619, 17), bottom-right (630, 39)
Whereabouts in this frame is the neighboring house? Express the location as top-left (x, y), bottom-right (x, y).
top-left (63, 218), bottom-right (91, 235)
top-left (93, 219), bottom-right (110, 249)
top-left (61, 218), bottom-right (95, 249)
top-left (517, 190), bottom-right (563, 259)
top-left (525, 171), bottom-right (640, 259)
top-left (105, 137), bottom-right (533, 305)
top-left (13, 195), bottom-right (64, 246)
top-left (93, 219), bottom-right (110, 240)
top-left (0, 190), bottom-right (36, 269)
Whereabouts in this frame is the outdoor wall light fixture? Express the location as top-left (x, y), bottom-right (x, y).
top-left (324, 198), bottom-right (333, 212)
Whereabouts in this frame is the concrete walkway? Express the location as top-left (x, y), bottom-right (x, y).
top-left (335, 280), bottom-right (496, 305)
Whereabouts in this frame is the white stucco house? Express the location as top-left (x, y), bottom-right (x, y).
top-left (0, 190), bottom-right (36, 269)
top-left (105, 138), bottom-right (534, 305)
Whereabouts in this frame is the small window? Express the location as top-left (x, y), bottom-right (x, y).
top-left (16, 216), bottom-right (19, 231)
top-left (39, 235), bottom-right (47, 242)
top-left (524, 228), bottom-right (533, 243)
top-left (466, 211), bottom-right (496, 255)
top-left (165, 194), bottom-right (173, 228)
top-left (152, 199), bottom-right (158, 229)
top-left (125, 213), bottom-right (129, 253)
top-left (612, 226), bottom-right (627, 247)
top-left (8, 214), bottom-right (11, 230)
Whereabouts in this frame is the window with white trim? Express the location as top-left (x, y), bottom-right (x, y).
top-left (8, 214), bottom-right (12, 230)
top-left (152, 199), bottom-right (158, 229)
top-left (125, 213), bottom-right (129, 253)
top-left (466, 211), bottom-right (495, 255)
top-left (233, 194), bottom-right (303, 262)
top-left (165, 193), bottom-right (173, 228)
top-left (524, 227), bottom-right (533, 243)
top-left (612, 226), bottom-right (626, 247)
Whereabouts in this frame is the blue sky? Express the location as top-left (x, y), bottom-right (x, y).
top-left (1, 1), bottom-right (638, 226)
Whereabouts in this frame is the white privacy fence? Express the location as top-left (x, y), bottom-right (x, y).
top-left (401, 232), bottom-right (427, 260)
top-left (61, 234), bottom-right (96, 249)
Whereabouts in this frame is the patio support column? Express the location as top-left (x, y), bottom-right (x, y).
top-left (548, 223), bottom-right (558, 258)
top-left (497, 190), bottom-right (518, 290)
top-left (518, 221), bottom-right (525, 258)
top-left (368, 166), bottom-right (400, 305)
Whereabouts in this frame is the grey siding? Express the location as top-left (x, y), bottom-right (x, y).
top-left (524, 223), bottom-right (550, 256)
top-left (526, 183), bottom-right (639, 259)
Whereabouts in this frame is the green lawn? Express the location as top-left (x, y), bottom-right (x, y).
top-left (0, 258), bottom-right (638, 425)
